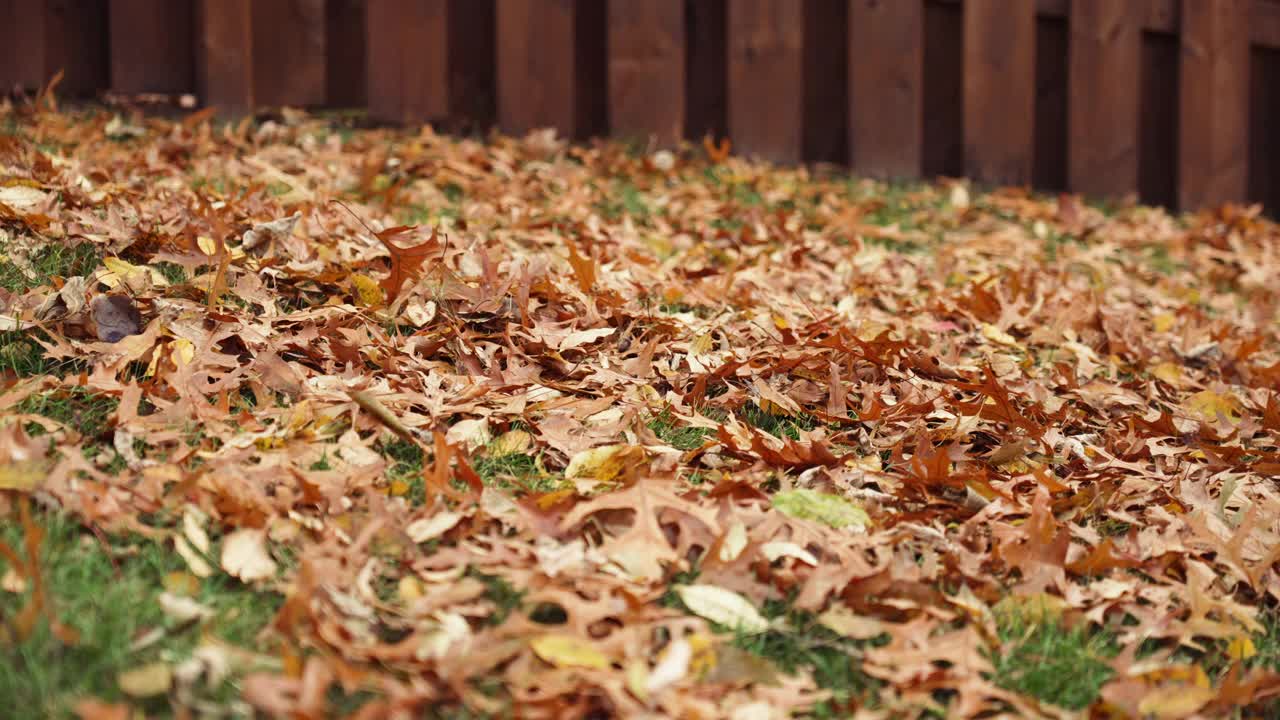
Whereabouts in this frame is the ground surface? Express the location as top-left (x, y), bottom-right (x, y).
top-left (1, 102), bottom-right (1279, 719)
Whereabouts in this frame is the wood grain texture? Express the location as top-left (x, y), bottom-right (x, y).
top-left (110, 0), bottom-right (195, 95)
top-left (253, 0), bottom-right (326, 107)
top-left (727, 0), bottom-right (804, 162)
top-left (1068, 0), bottom-right (1141, 198)
top-left (0, 0), bottom-right (108, 96)
top-left (1178, 0), bottom-right (1250, 210)
top-left (962, 0), bottom-right (1035, 185)
top-left (608, 0), bottom-right (685, 146)
top-left (848, 0), bottom-right (923, 178)
top-left (365, 0), bottom-right (448, 123)
top-left (496, 0), bottom-right (578, 136)
top-left (197, 0), bottom-right (254, 111)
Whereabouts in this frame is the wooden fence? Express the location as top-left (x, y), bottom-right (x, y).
top-left (3, 0), bottom-right (1280, 212)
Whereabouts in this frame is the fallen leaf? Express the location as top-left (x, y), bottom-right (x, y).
top-left (118, 662), bottom-right (172, 697)
top-left (220, 529), bottom-right (277, 582)
top-left (772, 489), bottom-right (870, 531)
top-left (675, 584), bottom-right (769, 634)
top-left (90, 294), bottom-right (142, 342)
top-left (530, 634), bottom-right (611, 670)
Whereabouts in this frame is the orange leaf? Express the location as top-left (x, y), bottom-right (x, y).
top-left (376, 225), bottom-right (439, 301)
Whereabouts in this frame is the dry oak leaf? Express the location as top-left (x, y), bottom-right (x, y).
top-left (220, 529), bottom-right (278, 583)
top-left (375, 224), bottom-right (439, 301)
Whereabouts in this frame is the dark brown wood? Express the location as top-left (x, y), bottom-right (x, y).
top-left (366, 0), bottom-right (448, 123)
top-left (1179, 0), bottom-right (1250, 210)
top-left (804, 0), bottom-right (847, 163)
top-left (727, 0), bottom-right (804, 162)
top-left (922, 0), bottom-right (963, 178)
top-left (1033, 15), bottom-right (1068, 191)
top-left (685, 0), bottom-right (728, 141)
top-left (1249, 45), bottom-right (1280, 213)
top-left (962, 0), bottom-right (1035, 185)
top-left (608, 0), bottom-right (685, 147)
top-left (0, 0), bottom-right (108, 96)
top-left (1252, 0), bottom-right (1280, 50)
top-left (1138, 31), bottom-right (1179, 207)
top-left (937, 0), bottom-right (1178, 32)
top-left (197, 0), bottom-right (254, 111)
top-left (848, 0), bottom-right (923, 177)
top-left (496, 0), bottom-right (578, 136)
top-left (326, 0), bottom-right (366, 106)
top-left (1068, 0), bottom-right (1142, 199)
top-left (253, 0), bottom-right (326, 107)
top-left (110, 0), bottom-right (195, 95)
top-left (0, 0), bottom-right (50, 91)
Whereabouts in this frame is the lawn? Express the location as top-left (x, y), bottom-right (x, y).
top-left (0, 102), bottom-right (1278, 719)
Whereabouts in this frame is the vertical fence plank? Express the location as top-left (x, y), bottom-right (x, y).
top-left (0, 0), bottom-right (49, 92)
top-left (0, 0), bottom-right (107, 96)
top-left (1033, 14), bottom-right (1068, 191)
top-left (497, 0), bottom-right (578, 136)
top-left (197, 0), bottom-right (254, 111)
top-left (1249, 46), bottom-right (1280, 214)
top-left (365, 0), bottom-right (406, 121)
top-left (686, 0), bottom-right (728, 141)
top-left (1068, 0), bottom-right (1141, 199)
top-left (962, 0), bottom-right (1035, 185)
top-left (608, 0), bottom-right (685, 147)
top-left (848, 0), bottom-right (923, 178)
top-left (326, 0), bottom-right (366, 106)
top-left (110, 0), bottom-right (195, 95)
top-left (253, 0), bottom-right (326, 107)
top-left (1179, 0), bottom-right (1250, 210)
top-left (727, 0), bottom-right (804, 162)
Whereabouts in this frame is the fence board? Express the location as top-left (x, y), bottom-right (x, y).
top-left (326, 0), bottom-right (366, 106)
top-left (253, 0), bottom-right (326, 107)
top-left (962, 0), bottom-right (1035, 185)
top-left (1068, 0), bottom-right (1141, 198)
top-left (848, 0), bottom-right (923, 178)
top-left (0, 0), bottom-right (108, 96)
top-left (497, 0), bottom-right (578, 136)
top-left (110, 0), bottom-right (194, 95)
top-left (197, 0), bottom-right (254, 111)
top-left (686, 0), bottom-right (727, 141)
top-left (366, 0), bottom-right (448, 123)
top-left (608, 0), bottom-right (684, 147)
top-left (1179, 0), bottom-right (1250, 210)
top-left (727, 0), bottom-right (804, 162)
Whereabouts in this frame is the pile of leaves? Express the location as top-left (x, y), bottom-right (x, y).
top-left (1, 99), bottom-right (1278, 719)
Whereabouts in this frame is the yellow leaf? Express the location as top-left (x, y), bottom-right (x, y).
top-left (162, 571), bottom-right (200, 596)
top-left (0, 457), bottom-right (50, 492)
top-left (490, 429), bottom-right (532, 456)
top-left (196, 235), bottom-right (219, 256)
top-left (1152, 313), bottom-right (1176, 333)
top-left (103, 256), bottom-right (169, 287)
top-left (398, 576), bottom-right (424, 602)
top-left (1227, 634), bottom-right (1257, 660)
top-left (170, 338), bottom-right (195, 367)
top-left (530, 634), bottom-right (611, 670)
top-left (1151, 361), bottom-right (1184, 386)
top-left (118, 662), bottom-right (172, 698)
top-left (993, 592), bottom-right (1066, 624)
top-left (1185, 389), bottom-right (1241, 424)
top-left (352, 273), bottom-right (385, 308)
top-left (981, 323), bottom-right (1020, 348)
top-left (388, 479), bottom-right (410, 496)
top-left (564, 444), bottom-right (642, 482)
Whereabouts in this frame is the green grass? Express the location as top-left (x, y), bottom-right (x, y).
top-left (727, 599), bottom-right (881, 717)
top-left (17, 388), bottom-right (119, 441)
top-left (0, 510), bottom-right (282, 720)
top-left (989, 613), bottom-right (1118, 711)
top-left (740, 404), bottom-right (820, 442)
top-left (0, 330), bottom-right (73, 378)
top-left (648, 411), bottom-right (714, 451)
top-left (0, 242), bottom-right (99, 293)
